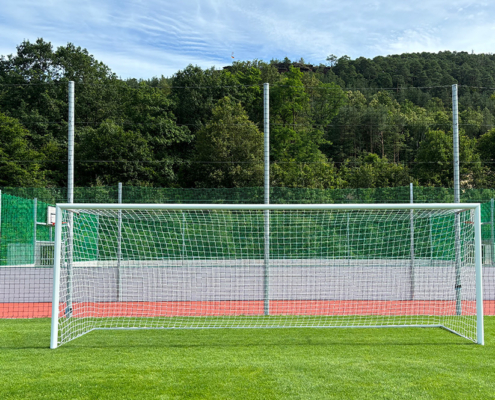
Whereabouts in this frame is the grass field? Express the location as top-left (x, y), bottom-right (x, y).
top-left (1, 318), bottom-right (495, 399)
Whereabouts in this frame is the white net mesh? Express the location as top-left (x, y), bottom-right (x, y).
top-left (53, 205), bottom-right (480, 346)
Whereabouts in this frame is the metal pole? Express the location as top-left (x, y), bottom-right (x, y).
top-left (0, 190), bottom-right (2, 256)
top-left (54, 203), bottom-right (483, 211)
top-left (410, 183), bottom-right (415, 300)
top-left (452, 84), bottom-right (462, 315)
top-left (347, 213), bottom-right (350, 266)
top-left (182, 212), bottom-right (186, 261)
top-left (263, 82), bottom-right (270, 316)
top-left (474, 205), bottom-right (484, 345)
top-left (68, 81), bottom-right (75, 204)
top-left (33, 198), bottom-right (37, 265)
top-left (66, 81), bottom-right (75, 317)
top-left (117, 183), bottom-right (123, 301)
top-left (50, 206), bottom-right (63, 349)
top-left (452, 84), bottom-right (460, 204)
top-left (429, 215), bottom-right (433, 261)
top-left (491, 198), bottom-right (494, 266)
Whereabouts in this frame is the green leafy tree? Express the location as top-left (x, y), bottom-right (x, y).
top-left (477, 128), bottom-right (495, 186)
top-left (193, 97), bottom-right (263, 187)
top-left (119, 82), bottom-right (193, 186)
top-left (340, 153), bottom-right (412, 188)
top-left (0, 113), bottom-right (49, 186)
top-left (269, 67), bottom-right (343, 188)
top-left (76, 120), bottom-right (156, 186)
top-left (460, 108), bottom-right (484, 138)
top-left (413, 129), bottom-right (484, 187)
top-left (171, 65), bottom-right (250, 133)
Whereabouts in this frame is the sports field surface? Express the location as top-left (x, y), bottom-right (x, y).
top-left (1, 318), bottom-right (494, 399)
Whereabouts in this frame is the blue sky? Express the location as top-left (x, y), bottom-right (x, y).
top-left (1, 0), bottom-right (494, 79)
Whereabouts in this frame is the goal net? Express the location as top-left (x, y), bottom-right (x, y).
top-left (50, 204), bottom-right (484, 348)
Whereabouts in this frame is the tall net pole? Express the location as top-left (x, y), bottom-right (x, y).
top-left (491, 198), bottom-right (495, 266)
top-left (68, 81), bottom-right (75, 203)
top-left (452, 84), bottom-right (460, 204)
top-left (263, 83), bottom-right (270, 315)
top-left (410, 183), bottom-right (415, 300)
top-left (0, 190), bottom-right (2, 245)
top-left (66, 81), bottom-right (75, 316)
top-left (452, 83), bottom-right (461, 315)
top-left (117, 182), bottom-right (123, 301)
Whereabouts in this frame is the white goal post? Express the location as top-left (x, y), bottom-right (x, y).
top-left (50, 203), bottom-right (484, 348)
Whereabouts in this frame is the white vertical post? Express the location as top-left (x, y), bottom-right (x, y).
top-left (474, 205), bottom-right (484, 345)
top-left (50, 206), bottom-right (63, 349)
top-left (117, 183), bottom-right (123, 301)
top-left (182, 212), bottom-right (186, 260)
top-left (68, 81), bottom-right (75, 204)
top-left (452, 84), bottom-right (462, 315)
top-left (66, 81), bottom-right (75, 317)
top-left (263, 82), bottom-right (270, 316)
top-left (429, 216), bottom-right (433, 260)
top-left (346, 212), bottom-right (350, 265)
top-left (410, 183), bottom-right (415, 300)
top-left (452, 84), bottom-right (460, 204)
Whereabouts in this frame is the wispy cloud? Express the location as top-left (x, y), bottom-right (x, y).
top-left (1, 0), bottom-right (495, 79)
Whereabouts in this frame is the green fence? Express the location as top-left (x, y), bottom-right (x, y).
top-left (0, 194), bottom-right (53, 266)
top-left (83, 209), bottom-right (463, 262)
top-left (2, 185), bottom-right (495, 205)
top-left (1, 186), bottom-right (494, 266)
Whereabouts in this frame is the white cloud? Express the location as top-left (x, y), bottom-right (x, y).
top-left (1, 0), bottom-right (495, 78)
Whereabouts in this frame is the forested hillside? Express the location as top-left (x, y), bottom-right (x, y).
top-left (1, 38), bottom-right (495, 189)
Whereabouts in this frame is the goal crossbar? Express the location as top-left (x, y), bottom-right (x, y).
top-left (50, 203), bottom-right (484, 348)
top-left (54, 203), bottom-right (481, 211)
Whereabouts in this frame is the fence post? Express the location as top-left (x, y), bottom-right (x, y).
top-left (117, 183), bottom-right (123, 301)
top-left (452, 84), bottom-right (462, 315)
top-left (68, 81), bottom-right (75, 204)
top-left (491, 198), bottom-right (494, 266)
top-left (66, 81), bottom-right (75, 317)
top-left (0, 190), bottom-right (2, 260)
top-left (410, 183), bottom-right (415, 300)
top-left (33, 198), bottom-right (37, 265)
top-left (347, 212), bottom-right (351, 266)
top-left (263, 82), bottom-right (270, 316)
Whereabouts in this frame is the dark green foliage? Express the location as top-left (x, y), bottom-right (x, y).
top-left (0, 39), bottom-right (191, 188)
top-left (193, 97), bottom-right (264, 188)
top-left (0, 113), bottom-right (48, 186)
top-left (2, 39), bottom-right (495, 189)
top-left (414, 129), bottom-right (485, 187)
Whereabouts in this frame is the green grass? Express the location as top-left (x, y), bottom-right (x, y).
top-left (1, 318), bottom-right (495, 399)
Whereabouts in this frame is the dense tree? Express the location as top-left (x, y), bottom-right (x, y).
top-left (2, 39), bottom-right (495, 189)
top-left (477, 128), bottom-right (495, 186)
top-left (414, 129), bottom-right (484, 187)
top-left (0, 113), bottom-right (49, 186)
top-left (0, 39), bottom-right (191, 187)
top-left (340, 153), bottom-right (412, 188)
top-left (193, 97), bottom-right (263, 187)
top-left (76, 120), bottom-right (155, 185)
top-left (268, 67), bottom-right (344, 188)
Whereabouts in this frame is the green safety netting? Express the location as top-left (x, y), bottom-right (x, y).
top-left (1, 186), bottom-right (494, 266)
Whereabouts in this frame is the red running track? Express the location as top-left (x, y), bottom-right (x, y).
top-left (2, 300), bottom-right (494, 319)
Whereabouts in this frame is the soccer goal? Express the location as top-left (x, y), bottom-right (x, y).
top-left (50, 203), bottom-right (484, 348)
